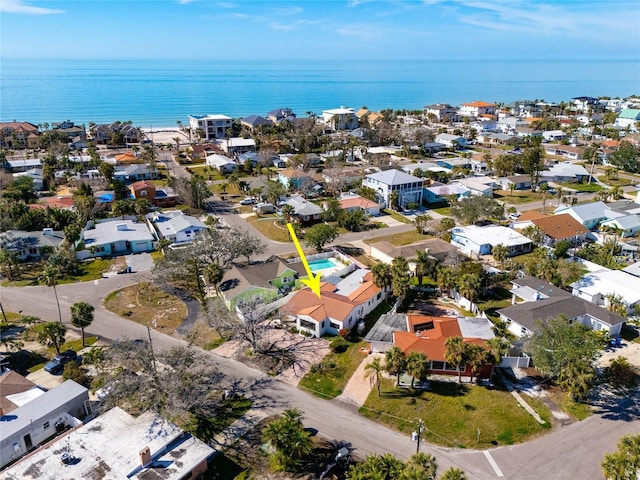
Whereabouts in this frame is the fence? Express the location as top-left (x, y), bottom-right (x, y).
top-left (500, 355), bottom-right (531, 368)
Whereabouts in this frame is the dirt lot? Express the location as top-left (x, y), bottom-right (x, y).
top-left (214, 327), bottom-right (330, 387)
top-left (598, 341), bottom-right (640, 369)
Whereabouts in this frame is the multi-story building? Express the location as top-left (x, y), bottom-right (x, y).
top-left (321, 106), bottom-right (358, 130)
top-left (458, 101), bottom-right (496, 118)
top-left (0, 122), bottom-right (39, 149)
top-left (362, 169), bottom-right (423, 209)
top-left (189, 114), bottom-right (232, 141)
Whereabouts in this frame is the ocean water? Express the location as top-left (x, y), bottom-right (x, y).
top-left (2, 59), bottom-right (639, 127)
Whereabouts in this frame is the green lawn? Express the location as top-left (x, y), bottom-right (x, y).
top-left (1, 258), bottom-right (115, 287)
top-left (245, 215), bottom-right (291, 243)
top-left (475, 287), bottom-right (513, 322)
top-left (495, 191), bottom-right (545, 204)
top-left (381, 209), bottom-right (413, 224)
top-left (360, 378), bottom-right (551, 449)
top-left (559, 182), bottom-right (603, 193)
top-left (364, 230), bottom-right (425, 246)
top-left (596, 175), bottom-right (633, 187)
top-left (27, 336), bottom-right (100, 372)
top-left (298, 340), bottom-right (368, 399)
top-left (189, 398), bottom-right (252, 441)
top-left (429, 205), bottom-right (451, 216)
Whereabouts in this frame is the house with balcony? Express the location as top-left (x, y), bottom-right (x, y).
top-left (362, 169), bottom-right (423, 209)
top-left (129, 180), bottom-right (177, 208)
top-left (423, 103), bottom-right (457, 122)
top-left (321, 107), bottom-right (358, 131)
top-left (0, 122), bottom-right (39, 149)
top-left (188, 114), bottom-right (232, 141)
top-left (458, 101), bottom-right (496, 118)
top-left (280, 268), bottom-right (385, 337)
top-left (221, 137), bottom-right (256, 156)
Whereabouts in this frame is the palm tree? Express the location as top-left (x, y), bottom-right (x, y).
top-left (406, 351), bottom-right (430, 388)
top-left (384, 346), bottom-right (406, 386)
top-left (414, 214), bottom-right (432, 238)
top-left (465, 344), bottom-right (486, 383)
top-left (457, 273), bottom-right (481, 304)
top-left (491, 244), bottom-right (509, 267)
top-left (405, 453), bottom-right (438, 480)
top-left (0, 249), bottom-right (19, 281)
top-left (364, 356), bottom-right (383, 396)
top-left (372, 262), bottom-right (393, 301)
top-left (391, 256), bottom-right (410, 302)
top-left (558, 360), bottom-right (595, 401)
top-left (39, 264), bottom-right (63, 324)
top-left (70, 301), bottom-right (94, 346)
top-left (389, 191), bottom-right (400, 211)
top-left (36, 322), bottom-right (67, 355)
top-left (445, 336), bottom-right (468, 383)
top-left (436, 266), bottom-right (457, 297)
top-left (206, 263), bottom-right (225, 296)
top-left (414, 250), bottom-right (435, 286)
top-left (261, 409), bottom-right (312, 472)
top-left (440, 467), bottom-right (468, 480)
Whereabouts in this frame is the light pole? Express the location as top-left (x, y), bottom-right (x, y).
top-left (412, 418), bottom-right (424, 454)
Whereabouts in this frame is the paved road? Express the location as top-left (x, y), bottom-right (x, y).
top-left (3, 280), bottom-right (638, 479)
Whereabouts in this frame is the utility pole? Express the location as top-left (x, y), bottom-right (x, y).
top-left (413, 418), bottom-right (424, 454)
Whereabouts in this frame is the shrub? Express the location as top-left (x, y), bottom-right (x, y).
top-left (330, 336), bottom-right (350, 353)
top-left (606, 356), bottom-right (638, 389)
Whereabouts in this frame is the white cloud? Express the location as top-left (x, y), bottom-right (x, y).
top-left (177, 0), bottom-right (196, 4)
top-left (0, 0), bottom-right (64, 14)
top-left (270, 19), bottom-right (321, 32)
top-left (216, 2), bottom-right (234, 8)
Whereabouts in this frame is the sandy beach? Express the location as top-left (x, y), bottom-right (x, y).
top-left (140, 127), bottom-right (190, 145)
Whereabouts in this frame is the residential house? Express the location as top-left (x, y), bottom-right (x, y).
top-left (614, 109), bottom-right (640, 131)
top-left (322, 168), bottom-right (363, 187)
top-left (188, 114), bottom-right (232, 141)
top-left (2, 406), bottom-right (214, 480)
top-left (281, 195), bottom-right (323, 223)
top-left (13, 169), bottom-right (43, 191)
top-left (542, 130), bottom-right (566, 142)
top-left (81, 218), bottom-right (156, 257)
top-left (190, 143), bottom-right (219, 160)
top-left (508, 276), bottom-right (572, 304)
top-left (206, 154), bottom-right (237, 173)
top-left (92, 122), bottom-right (141, 145)
top-left (113, 163), bottom-right (158, 183)
top-left (0, 380), bottom-right (89, 469)
top-left (146, 210), bottom-right (208, 245)
top-left (423, 103), bottom-right (457, 122)
top-left (514, 127), bottom-right (543, 139)
top-left (391, 315), bottom-right (495, 378)
top-left (451, 177), bottom-right (494, 197)
top-left (571, 96), bottom-right (601, 112)
top-left (470, 121), bottom-right (498, 133)
top-left (29, 195), bottom-right (75, 211)
top-left (369, 238), bottom-right (460, 266)
top-left (477, 133), bottom-right (521, 147)
top-left (497, 117), bottom-right (528, 134)
top-left (0, 371), bottom-right (45, 415)
top-left (52, 120), bottom-right (87, 142)
top-left (364, 169), bottom-right (424, 209)
top-left (0, 122), bottom-right (39, 149)
top-left (241, 114), bottom-right (271, 130)
top-left (434, 133), bottom-right (466, 149)
top-left (422, 182), bottom-right (468, 204)
top-left (450, 225), bottom-right (533, 258)
top-left (129, 180), bottom-right (177, 207)
top-left (321, 107), bottom-right (358, 131)
top-left (337, 194), bottom-right (381, 216)
top-left (5, 158), bottom-right (42, 172)
top-left (221, 137), bottom-right (256, 156)
top-left (435, 157), bottom-right (471, 171)
top-left (544, 144), bottom-right (584, 160)
top-left (497, 292), bottom-right (625, 338)
top-left (571, 268), bottom-right (640, 315)
top-left (529, 214), bottom-right (589, 246)
top-left (497, 175), bottom-right (532, 191)
top-left (280, 268), bottom-right (384, 337)
top-left (267, 107), bottom-right (296, 124)
top-left (540, 162), bottom-right (590, 183)
top-left (356, 108), bottom-right (384, 125)
top-left (554, 201), bottom-right (618, 230)
top-left (458, 101), bottom-right (496, 118)
top-left (0, 228), bottom-right (65, 260)
top-left (507, 100), bottom-right (541, 118)
top-left (600, 215), bottom-right (640, 238)
top-left (278, 169), bottom-right (314, 191)
top-left (219, 257), bottom-right (305, 310)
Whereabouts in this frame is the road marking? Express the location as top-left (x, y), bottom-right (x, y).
top-left (483, 451), bottom-right (504, 477)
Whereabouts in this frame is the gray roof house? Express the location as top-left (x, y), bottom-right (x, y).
top-left (540, 162), bottom-right (590, 183)
top-left (241, 114), bottom-right (272, 130)
top-left (0, 228), bottom-right (65, 260)
top-left (113, 163), bottom-right (158, 183)
top-left (0, 380), bottom-right (89, 469)
top-left (282, 195), bottom-right (324, 223)
top-left (554, 201), bottom-right (621, 230)
top-left (2, 406), bottom-right (214, 480)
top-left (362, 169), bottom-right (424, 209)
top-left (147, 210), bottom-right (208, 245)
top-left (205, 154), bottom-right (237, 173)
top-left (82, 219), bottom-right (156, 258)
top-left (497, 295), bottom-right (625, 338)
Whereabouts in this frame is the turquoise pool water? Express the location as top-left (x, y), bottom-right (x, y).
top-left (308, 258), bottom-right (338, 272)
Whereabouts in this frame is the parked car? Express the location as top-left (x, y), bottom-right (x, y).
top-left (240, 197), bottom-right (255, 205)
top-left (44, 350), bottom-right (78, 374)
top-left (509, 212), bottom-right (522, 220)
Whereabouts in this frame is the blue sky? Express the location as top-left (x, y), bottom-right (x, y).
top-left (2, 0), bottom-right (638, 60)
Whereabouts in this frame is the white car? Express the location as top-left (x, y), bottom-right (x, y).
top-left (240, 197), bottom-right (254, 205)
top-left (509, 212), bottom-right (522, 220)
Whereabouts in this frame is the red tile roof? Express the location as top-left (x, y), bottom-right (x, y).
top-left (339, 197), bottom-right (380, 210)
top-left (462, 101), bottom-right (496, 107)
top-left (130, 180), bottom-right (155, 191)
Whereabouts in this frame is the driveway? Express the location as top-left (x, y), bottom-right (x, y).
top-left (598, 340), bottom-right (640, 369)
top-left (125, 252), bottom-right (154, 272)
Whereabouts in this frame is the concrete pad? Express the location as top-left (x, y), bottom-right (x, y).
top-left (26, 367), bottom-right (64, 390)
top-left (125, 252), bottom-right (154, 272)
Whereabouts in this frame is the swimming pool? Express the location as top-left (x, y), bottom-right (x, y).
top-left (308, 258), bottom-right (339, 272)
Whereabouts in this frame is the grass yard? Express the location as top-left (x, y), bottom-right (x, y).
top-left (559, 182), bottom-right (603, 193)
top-left (245, 215), bottom-right (291, 243)
top-left (27, 336), bottom-right (99, 373)
top-left (364, 230), bottom-right (425, 246)
top-left (360, 378), bottom-right (551, 449)
top-left (596, 175), bottom-right (633, 187)
top-left (298, 340), bottom-right (368, 399)
top-left (1, 258), bottom-right (116, 287)
top-left (475, 286), bottom-right (513, 322)
top-left (381, 209), bottom-right (413, 224)
top-left (104, 282), bottom-right (187, 334)
top-left (495, 190), bottom-right (545, 204)
top-left (430, 205), bottom-right (452, 216)
top-left (189, 398), bottom-right (252, 442)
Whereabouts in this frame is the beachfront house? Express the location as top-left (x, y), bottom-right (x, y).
top-left (423, 103), bottom-right (457, 122)
top-left (321, 107), bottom-right (358, 131)
top-left (0, 122), bottom-right (40, 149)
top-left (362, 169), bottom-right (423, 210)
top-left (458, 101), bottom-right (496, 118)
top-left (189, 114), bottom-right (232, 141)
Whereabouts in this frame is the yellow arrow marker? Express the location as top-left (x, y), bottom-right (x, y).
top-left (286, 223), bottom-right (322, 299)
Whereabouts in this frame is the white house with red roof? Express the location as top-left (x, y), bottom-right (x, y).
top-left (280, 268), bottom-right (386, 337)
top-left (337, 194), bottom-right (381, 216)
top-left (458, 101), bottom-right (496, 118)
